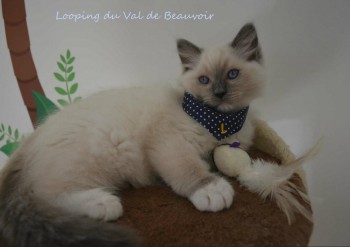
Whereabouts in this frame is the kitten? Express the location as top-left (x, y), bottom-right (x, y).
top-left (0, 23), bottom-right (308, 247)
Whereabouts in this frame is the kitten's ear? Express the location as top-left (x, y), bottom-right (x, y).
top-left (177, 39), bottom-right (202, 71)
top-left (231, 23), bottom-right (262, 63)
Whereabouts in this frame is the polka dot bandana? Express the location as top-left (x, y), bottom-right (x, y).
top-left (182, 92), bottom-right (249, 141)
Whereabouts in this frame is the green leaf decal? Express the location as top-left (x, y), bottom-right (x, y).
top-left (67, 72), bottom-right (75, 82)
top-left (54, 72), bottom-right (65, 82)
top-left (66, 49), bottom-right (71, 59)
top-left (60, 55), bottom-right (67, 64)
top-left (8, 126), bottom-right (12, 136)
top-left (67, 57), bottom-right (75, 64)
top-left (32, 91), bottom-right (59, 126)
top-left (55, 87), bottom-right (68, 95)
top-left (57, 62), bottom-right (66, 72)
top-left (1, 123), bottom-right (4, 131)
top-left (53, 50), bottom-right (81, 106)
top-left (0, 134), bottom-right (4, 141)
top-left (57, 99), bottom-right (69, 106)
top-left (14, 129), bottom-right (19, 141)
top-left (0, 142), bottom-right (20, 157)
top-left (70, 83), bottom-right (78, 94)
top-left (67, 66), bottom-right (74, 73)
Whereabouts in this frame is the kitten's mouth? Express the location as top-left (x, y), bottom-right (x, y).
top-left (216, 102), bottom-right (236, 113)
top-left (207, 93), bottom-right (245, 113)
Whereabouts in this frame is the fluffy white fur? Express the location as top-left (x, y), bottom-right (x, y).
top-left (238, 141), bottom-right (320, 223)
top-left (189, 178), bottom-right (234, 212)
top-left (7, 85), bottom-right (251, 220)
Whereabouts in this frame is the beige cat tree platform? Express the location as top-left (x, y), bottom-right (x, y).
top-left (1, 0), bottom-right (313, 246)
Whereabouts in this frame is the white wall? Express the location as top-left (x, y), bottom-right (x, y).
top-left (1, 0), bottom-right (350, 245)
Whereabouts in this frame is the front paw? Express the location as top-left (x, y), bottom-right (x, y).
top-left (189, 178), bottom-right (234, 212)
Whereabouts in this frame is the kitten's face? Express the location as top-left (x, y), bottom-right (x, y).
top-left (177, 23), bottom-right (265, 112)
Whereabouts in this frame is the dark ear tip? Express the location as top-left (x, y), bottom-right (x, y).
top-left (176, 39), bottom-right (202, 54)
top-left (176, 39), bottom-right (186, 49)
top-left (242, 22), bottom-right (256, 32)
top-left (176, 39), bottom-right (194, 49)
top-left (176, 38), bottom-right (184, 44)
top-left (176, 39), bottom-right (188, 47)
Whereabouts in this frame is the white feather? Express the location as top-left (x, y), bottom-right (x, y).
top-left (238, 140), bottom-right (321, 224)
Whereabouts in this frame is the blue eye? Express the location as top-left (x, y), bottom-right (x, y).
top-left (198, 76), bottom-right (210, 84)
top-left (227, 69), bottom-right (239, 80)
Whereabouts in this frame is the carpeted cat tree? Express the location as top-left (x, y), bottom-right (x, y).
top-left (1, 0), bottom-right (313, 246)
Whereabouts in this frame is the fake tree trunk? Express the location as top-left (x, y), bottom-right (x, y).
top-left (2, 0), bottom-right (45, 127)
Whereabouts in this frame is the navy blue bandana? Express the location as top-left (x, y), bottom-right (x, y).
top-left (182, 92), bottom-right (249, 141)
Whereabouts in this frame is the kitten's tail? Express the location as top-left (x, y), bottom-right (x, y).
top-left (0, 157), bottom-right (140, 247)
top-left (238, 141), bottom-right (321, 224)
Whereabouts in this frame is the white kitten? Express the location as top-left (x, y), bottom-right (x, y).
top-left (0, 23), bottom-right (266, 247)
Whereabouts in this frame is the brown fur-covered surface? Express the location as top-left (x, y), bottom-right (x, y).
top-left (0, 176), bottom-right (312, 247)
top-left (117, 148), bottom-right (313, 247)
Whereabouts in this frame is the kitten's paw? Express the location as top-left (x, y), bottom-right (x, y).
top-left (189, 178), bottom-right (234, 212)
top-left (85, 194), bottom-right (123, 221)
top-left (59, 188), bottom-right (123, 221)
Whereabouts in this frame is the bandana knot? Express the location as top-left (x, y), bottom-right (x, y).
top-left (182, 92), bottom-right (249, 140)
